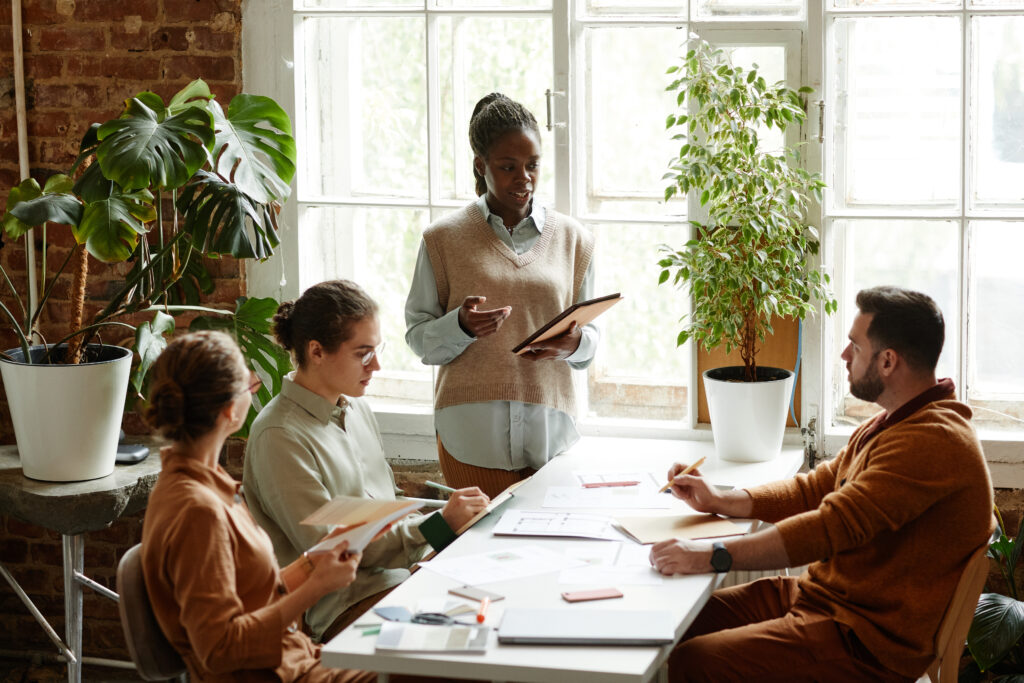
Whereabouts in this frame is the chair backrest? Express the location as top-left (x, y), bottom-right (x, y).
top-left (924, 543), bottom-right (991, 683)
top-left (116, 544), bottom-right (187, 681)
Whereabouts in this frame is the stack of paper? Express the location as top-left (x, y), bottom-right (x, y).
top-left (375, 622), bottom-right (490, 654)
top-left (303, 497), bottom-right (420, 553)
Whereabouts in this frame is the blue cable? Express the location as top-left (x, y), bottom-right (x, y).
top-left (790, 318), bottom-right (802, 427)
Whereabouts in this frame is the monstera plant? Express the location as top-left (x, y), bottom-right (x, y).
top-left (0, 79), bottom-right (293, 479)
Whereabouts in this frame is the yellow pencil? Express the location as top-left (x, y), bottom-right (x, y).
top-left (658, 456), bottom-right (707, 493)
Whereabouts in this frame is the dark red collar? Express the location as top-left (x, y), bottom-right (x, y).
top-left (858, 378), bottom-right (956, 444)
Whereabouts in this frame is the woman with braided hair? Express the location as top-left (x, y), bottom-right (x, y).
top-left (405, 92), bottom-right (600, 497)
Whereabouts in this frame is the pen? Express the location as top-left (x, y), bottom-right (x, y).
top-left (476, 596), bottom-right (490, 623)
top-left (658, 456), bottom-right (707, 493)
top-left (425, 480), bottom-right (456, 494)
top-left (582, 480), bottom-right (640, 489)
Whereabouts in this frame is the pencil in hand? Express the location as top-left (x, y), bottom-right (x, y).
top-left (658, 456), bottom-right (707, 493)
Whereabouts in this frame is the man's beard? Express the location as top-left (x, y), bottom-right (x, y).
top-left (850, 358), bottom-right (884, 403)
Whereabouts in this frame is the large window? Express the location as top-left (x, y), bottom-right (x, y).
top-left (242, 0), bottom-right (1024, 471)
top-left (823, 2), bottom-right (1024, 438)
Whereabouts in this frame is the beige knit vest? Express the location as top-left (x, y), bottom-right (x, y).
top-left (423, 203), bottom-right (595, 414)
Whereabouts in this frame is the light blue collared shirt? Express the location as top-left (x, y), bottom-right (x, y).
top-left (404, 195), bottom-right (598, 471)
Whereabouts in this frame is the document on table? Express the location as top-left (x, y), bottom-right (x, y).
top-left (558, 541), bottom-right (663, 585)
top-left (375, 622), bottom-right (490, 654)
top-left (492, 509), bottom-right (629, 541)
top-left (418, 544), bottom-right (585, 586)
top-left (574, 471), bottom-right (662, 487)
top-left (615, 513), bottom-right (746, 544)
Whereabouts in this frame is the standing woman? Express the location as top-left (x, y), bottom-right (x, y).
top-left (405, 93), bottom-right (599, 497)
top-left (141, 331), bottom-right (373, 682)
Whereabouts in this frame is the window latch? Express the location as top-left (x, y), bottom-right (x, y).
top-left (545, 88), bottom-right (566, 131)
top-left (817, 100), bottom-right (825, 144)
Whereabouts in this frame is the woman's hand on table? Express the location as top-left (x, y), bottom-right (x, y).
top-left (520, 322), bottom-right (581, 361)
top-left (440, 487), bottom-right (490, 530)
top-left (458, 296), bottom-right (511, 338)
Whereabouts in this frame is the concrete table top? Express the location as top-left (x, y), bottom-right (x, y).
top-left (0, 437), bottom-right (166, 536)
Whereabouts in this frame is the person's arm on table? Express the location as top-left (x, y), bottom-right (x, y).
top-left (650, 527), bottom-right (791, 576)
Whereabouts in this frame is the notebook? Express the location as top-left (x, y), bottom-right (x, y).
top-left (497, 608), bottom-right (675, 646)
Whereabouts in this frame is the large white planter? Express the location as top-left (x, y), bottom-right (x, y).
top-left (1, 344), bottom-right (132, 482)
top-left (703, 366), bottom-right (794, 463)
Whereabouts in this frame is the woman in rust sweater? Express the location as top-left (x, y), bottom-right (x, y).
top-left (140, 331), bottom-right (374, 682)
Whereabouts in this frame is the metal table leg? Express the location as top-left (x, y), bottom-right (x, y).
top-left (63, 534), bottom-right (83, 683)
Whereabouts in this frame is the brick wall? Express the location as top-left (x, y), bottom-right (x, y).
top-left (0, 0), bottom-right (245, 660)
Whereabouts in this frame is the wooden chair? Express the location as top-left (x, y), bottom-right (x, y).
top-left (116, 544), bottom-right (188, 681)
top-left (921, 543), bottom-right (991, 683)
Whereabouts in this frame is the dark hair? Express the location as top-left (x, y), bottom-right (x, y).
top-left (468, 92), bottom-right (541, 196)
top-left (144, 331), bottom-right (247, 443)
top-left (272, 279), bottom-right (378, 368)
top-left (855, 286), bottom-right (945, 373)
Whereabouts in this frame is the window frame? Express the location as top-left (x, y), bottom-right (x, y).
top-left (241, 0), bottom-right (1024, 485)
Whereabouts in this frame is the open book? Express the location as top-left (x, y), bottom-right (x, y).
top-left (511, 293), bottom-right (623, 355)
top-left (303, 497), bottom-right (420, 554)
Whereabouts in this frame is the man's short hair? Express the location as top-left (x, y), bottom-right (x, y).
top-left (855, 286), bottom-right (945, 373)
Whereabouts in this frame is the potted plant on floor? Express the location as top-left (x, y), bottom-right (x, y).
top-left (961, 507), bottom-right (1024, 680)
top-left (657, 35), bottom-right (836, 462)
top-left (1, 78), bottom-right (293, 481)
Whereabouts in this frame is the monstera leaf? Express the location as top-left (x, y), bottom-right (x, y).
top-left (177, 169), bottom-right (281, 259)
top-left (166, 79), bottom-right (213, 116)
top-left (130, 310), bottom-right (176, 395)
top-left (7, 175), bottom-right (83, 237)
top-left (74, 188), bottom-right (156, 263)
top-left (96, 97), bottom-right (214, 192)
top-left (210, 95), bottom-right (296, 204)
top-left (190, 296), bottom-right (293, 436)
top-left (3, 178), bottom-right (45, 238)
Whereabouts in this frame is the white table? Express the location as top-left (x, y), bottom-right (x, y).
top-left (323, 437), bottom-right (803, 683)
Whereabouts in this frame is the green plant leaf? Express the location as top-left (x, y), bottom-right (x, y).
top-left (189, 296), bottom-right (293, 437)
top-left (968, 593), bottom-right (1024, 671)
top-left (167, 78), bottom-right (213, 115)
top-left (8, 191), bottom-right (84, 233)
top-left (177, 169), bottom-right (281, 259)
top-left (3, 178), bottom-right (44, 238)
top-left (131, 310), bottom-right (176, 394)
top-left (96, 97), bottom-right (214, 191)
top-left (211, 95), bottom-right (296, 204)
top-left (74, 189), bottom-right (156, 262)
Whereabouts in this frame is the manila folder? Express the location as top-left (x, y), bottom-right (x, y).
top-left (615, 513), bottom-right (745, 545)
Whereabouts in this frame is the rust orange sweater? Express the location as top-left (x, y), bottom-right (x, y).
top-left (747, 380), bottom-right (993, 677)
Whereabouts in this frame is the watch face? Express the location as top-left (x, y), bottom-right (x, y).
top-left (711, 544), bottom-right (732, 573)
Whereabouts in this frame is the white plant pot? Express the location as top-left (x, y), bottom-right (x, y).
top-left (703, 366), bottom-right (794, 463)
top-left (1, 344), bottom-right (132, 482)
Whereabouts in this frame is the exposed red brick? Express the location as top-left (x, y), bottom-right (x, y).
top-left (76, 0), bottom-right (159, 22)
top-left (38, 26), bottom-right (106, 52)
top-left (164, 0), bottom-right (240, 23)
top-left (32, 82), bottom-right (106, 109)
top-left (24, 54), bottom-right (68, 81)
top-left (20, 0), bottom-right (69, 25)
top-left (162, 55), bottom-right (236, 83)
top-left (190, 26), bottom-right (237, 53)
top-left (29, 540), bottom-right (62, 566)
top-left (0, 538), bottom-right (27, 563)
top-left (152, 25), bottom-right (190, 51)
top-left (109, 24), bottom-right (154, 51)
top-left (5, 517), bottom-right (51, 539)
top-left (25, 111), bottom-right (71, 138)
top-left (100, 56), bottom-right (162, 81)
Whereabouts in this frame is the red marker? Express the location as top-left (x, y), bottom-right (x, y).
top-left (582, 480), bottom-right (640, 489)
top-left (476, 596), bottom-right (490, 624)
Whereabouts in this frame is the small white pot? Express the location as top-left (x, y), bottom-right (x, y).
top-left (703, 366), bottom-right (794, 463)
top-left (1, 344), bottom-right (132, 482)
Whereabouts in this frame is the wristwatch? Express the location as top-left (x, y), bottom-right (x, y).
top-left (710, 542), bottom-right (732, 573)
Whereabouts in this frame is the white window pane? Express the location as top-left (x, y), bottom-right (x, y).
top-left (435, 0), bottom-right (550, 7)
top-left (834, 219), bottom-right (959, 423)
top-left (300, 17), bottom-right (427, 200)
top-left (437, 15), bottom-right (553, 203)
top-left (830, 17), bottom-right (961, 209)
top-left (584, 26), bottom-right (680, 218)
top-left (968, 222), bottom-right (1024, 416)
top-left (300, 0), bottom-right (422, 7)
top-left (971, 0), bottom-right (1024, 6)
top-left (695, 0), bottom-right (803, 19)
top-left (971, 16), bottom-right (1024, 209)
top-left (590, 223), bottom-right (689, 421)
top-left (298, 206), bottom-right (432, 394)
top-left (830, 0), bottom-right (958, 7)
top-left (584, 0), bottom-right (686, 15)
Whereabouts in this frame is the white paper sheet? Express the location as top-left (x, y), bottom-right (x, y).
top-left (558, 541), bottom-right (663, 585)
top-left (417, 544), bottom-right (585, 586)
top-left (542, 486), bottom-right (672, 510)
top-left (492, 509), bottom-right (629, 541)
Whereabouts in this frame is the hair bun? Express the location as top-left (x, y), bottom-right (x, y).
top-left (272, 301), bottom-right (295, 350)
top-left (146, 380), bottom-right (185, 432)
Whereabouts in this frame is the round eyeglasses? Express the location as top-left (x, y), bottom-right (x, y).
top-left (360, 341), bottom-right (386, 367)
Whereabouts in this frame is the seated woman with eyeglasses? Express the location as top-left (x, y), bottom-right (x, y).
top-left (243, 279), bottom-right (490, 643)
top-left (140, 331), bottom-right (374, 682)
